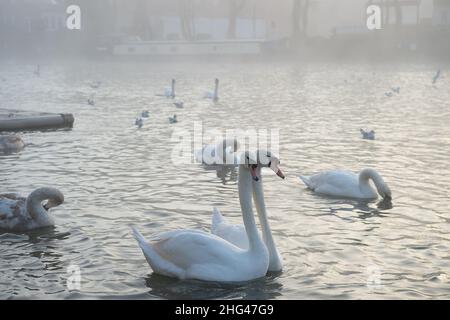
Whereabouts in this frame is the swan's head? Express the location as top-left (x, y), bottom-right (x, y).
top-left (378, 183), bottom-right (392, 200)
top-left (242, 150), bottom-right (285, 182)
top-left (27, 187), bottom-right (64, 212)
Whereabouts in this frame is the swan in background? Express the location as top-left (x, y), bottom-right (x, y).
top-left (360, 128), bottom-right (375, 140)
top-left (195, 138), bottom-right (239, 166)
top-left (0, 187), bottom-right (64, 231)
top-left (157, 79), bottom-right (175, 98)
top-left (90, 81), bottom-right (102, 89)
top-left (211, 153), bottom-right (285, 271)
top-left (204, 78), bottom-right (219, 101)
top-left (135, 117), bottom-right (144, 128)
top-left (385, 91), bottom-right (393, 97)
top-left (132, 150), bottom-right (285, 282)
top-left (34, 65), bottom-right (40, 77)
top-left (169, 114), bottom-right (178, 123)
top-left (433, 69), bottom-right (441, 84)
top-left (299, 168), bottom-right (392, 200)
top-left (0, 135), bottom-right (25, 154)
top-left (174, 101), bottom-right (184, 108)
top-left (141, 110), bottom-right (150, 118)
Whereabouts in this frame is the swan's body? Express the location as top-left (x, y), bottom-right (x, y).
top-left (299, 168), bottom-right (391, 200)
top-left (204, 78), bottom-right (219, 101)
top-left (360, 129), bottom-right (375, 140)
top-left (195, 138), bottom-right (239, 166)
top-left (0, 187), bottom-right (64, 231)
top-left (0, 135), bottom-right (25, 154)
top-left (132, 150), bottom-right (284, 282)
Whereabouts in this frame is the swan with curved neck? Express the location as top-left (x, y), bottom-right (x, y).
top-left (0, 187), bottom-right (64, 231)
top-left (205, 78), bottom-right (219, 101)
top-left (299, 168), bottom-right (391, 200)
top-left (0, 135), bottom-right (25, 154)
top-left (131, 150), bottom-right (284, 282)
top-left (212, 154), bottom-right (284, 271)
top-left (195, 138), bottom-right (240, 166)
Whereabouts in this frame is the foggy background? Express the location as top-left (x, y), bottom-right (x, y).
top-left (0, 0), bottom-right (449, 61)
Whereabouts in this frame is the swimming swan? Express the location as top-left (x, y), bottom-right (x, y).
top-left (131, 150), bottom-right (285, 282)
top-left (159, 79), bottom-right (175, 98)
top-left (204, 78), bottom-right (219, 101)
top-left (0, 135), bottom-right (25, 154)
top-left (211, 156), bottom-right (285, 271)
top-left (0, 187), bottom-right (64, 231)
top-left (299, 168), bottom-right (391, 200)
top-left (360, 129), bottom-right (375, 140)
top-left (195, 138), bottom-right (240, 166)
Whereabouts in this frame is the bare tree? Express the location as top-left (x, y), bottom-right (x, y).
top-left (291, 0), bottom-right (309, 45)
top-left (227, 0), bottom-right (247, 39)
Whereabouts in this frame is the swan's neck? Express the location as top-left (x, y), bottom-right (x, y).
top-left (214, 82), bottom-right (218, 99)
top-left (238, 166), bottom-right (264, 252)
top-left (359, 169), bottom-right (388, 196)
top-left (26, 190), bottom-right (53, 226)
top-left (171, 81), bottom-right (175, 95)
top-left (252, 170), bottom-right (282, 269)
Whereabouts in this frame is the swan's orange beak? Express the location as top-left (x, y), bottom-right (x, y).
top-left (269, 159), bottom-right (285, 179)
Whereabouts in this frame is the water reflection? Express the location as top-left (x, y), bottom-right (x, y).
top-left (145, 272), bottom-right (283, 300)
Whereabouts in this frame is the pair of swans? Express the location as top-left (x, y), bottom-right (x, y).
top-left (159, 79), bottom-right (219, 101)
top-left (195, 138), bottom-right (240, 166)
top-left (132, 150), bottom-right (284, 282)
top-left (0, 135), bottom-right (25, 154)
top-left (0, 187), bottom-right (64, 231)
top-left (299, 168), bottom-right (391, 200)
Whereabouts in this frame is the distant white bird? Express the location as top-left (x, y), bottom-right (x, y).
top-left (360, 128), bottom-right (375, 140)
top-left (87, 98), bottom-right (95, 106)
top-left (385, 92), bottom-right (393, 97)
top-left (169, 114), bottom-right (178, 123)
top-left (141, 110), bottom-right (150, 118)
top-left (34, 65), bottom-right (40, 77)
top-left (135, 118), bottom-right (144, 128)
top-left (174, 101), bottom-right (184, 108)
top-left (90, 81), bottom-right (102, 89)
top-left (0, 135), bottom-right (25, 154)
top-left (204, 78), bottom-right (219, 101)
top-left (391, 87), bottom-right (400, 94)
top-left (433, 69), bottom-right (441, 84)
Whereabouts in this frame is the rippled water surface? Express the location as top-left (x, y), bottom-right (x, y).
top-left (1, 60), bottom-right (450, 299)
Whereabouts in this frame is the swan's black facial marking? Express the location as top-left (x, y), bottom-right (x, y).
top-left (43, 202), bottom-right (50, 211)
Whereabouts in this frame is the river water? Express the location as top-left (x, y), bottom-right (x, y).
top-left (1, 59), bottom-right (449, 299)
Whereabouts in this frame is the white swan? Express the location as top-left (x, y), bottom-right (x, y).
top-left (204, 78), bottom-right (219, 101)
top-left (159, 79), bottom-right (175, 98)
top-left (299, 168), bottom-right (392, 200)
top-left (0, 135), bottom-right (25, 154)
top-left (211, 156), bottom-right (285, 271)
top-left (132, 150), bottom-right (285, 282)
top-left (195, 138), bottom-right (239, 166)
top-left (0, 187), bottom-right (64, 231)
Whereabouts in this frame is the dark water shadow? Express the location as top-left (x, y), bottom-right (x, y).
top-left (144, 271), bottom-right (283, 300)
